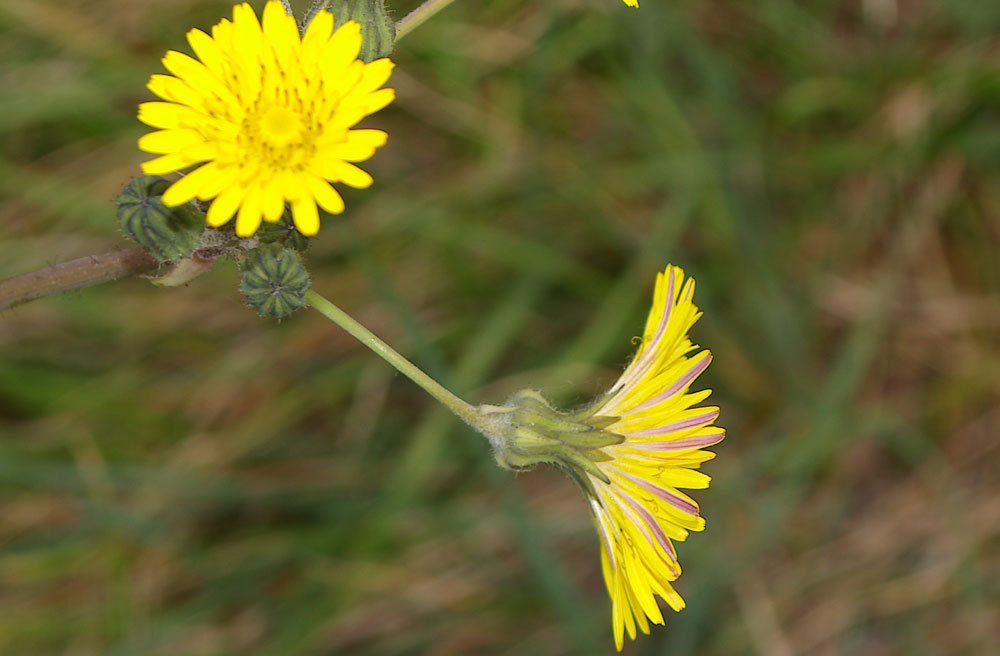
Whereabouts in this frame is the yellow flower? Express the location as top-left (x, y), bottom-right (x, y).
top-left (586, 265), bottom-right (722, 649)
top-left (137, 1), bottom-right (395, 237)
top-left (484, 265), bottom-right (723, 650)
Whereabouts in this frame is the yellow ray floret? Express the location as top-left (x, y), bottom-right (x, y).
top-left (591, 265), bottom-right (723, 650)
top-left (137, 1), bottom-right (395, 237)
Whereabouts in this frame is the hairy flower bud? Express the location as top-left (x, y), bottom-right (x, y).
top-left (305, 0), bottom-right (395, 62)
top-left (116, 176), bottom-right (204, 263)
top-left (240, 244), bottom-right (311, 318)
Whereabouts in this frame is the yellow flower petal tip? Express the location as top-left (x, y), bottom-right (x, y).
top-left (137, 1), bottom-right (394, 237)
top-left (484, 265), bottom-right (722, 651)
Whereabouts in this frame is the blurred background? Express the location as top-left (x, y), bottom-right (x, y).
top-left (1, 0), bottom-right (999, 653)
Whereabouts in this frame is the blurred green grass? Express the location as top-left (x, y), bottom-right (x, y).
top-left (2, 0), bottom-right (999, 654)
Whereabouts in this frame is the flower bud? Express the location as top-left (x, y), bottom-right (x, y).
top-left (116, 176), bottom-right (205, 263)
top-left (482, 389), bottom-right (624, 498)
top-left (307, 0), bottom-right (395, 62)
top-left (240, 244), bottom-right (311, 318)
top-left (256, 211), bottom-right (311, 252)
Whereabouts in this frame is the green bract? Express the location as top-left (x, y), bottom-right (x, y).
top-left (481, 389), bottom-right (624, 498)
top-left (117, 176), bottom-right (204, 263)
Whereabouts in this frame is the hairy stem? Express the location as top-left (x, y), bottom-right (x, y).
top-left (0, 248), bottom-right (159, 311)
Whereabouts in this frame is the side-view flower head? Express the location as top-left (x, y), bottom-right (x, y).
top-left (483, 265), bottom-right (723, 650)
top-left (138, 0), bottom-right (395, 238)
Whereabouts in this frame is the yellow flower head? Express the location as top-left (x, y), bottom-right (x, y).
top-left (484, 265), bottom-right (723, 650)
top-left (587, 265), bottom-right (722, 649)
top-left (137, 1), bottom-right (395, 237)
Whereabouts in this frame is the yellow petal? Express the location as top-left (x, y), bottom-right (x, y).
top-left (348, 129), bottom-right (388, 148)
top-left (140, 153), bottom-right (188, 176)
top-left (262, 0), bottom-right (300, 60)
top-left (320, 129), bottom-right (387, 161)
top-left (361, 88), bottom-right (395, 115)
top-left (301, 10), bottom-right (333, 62)
top-left (186, 28), bottom-right (226, 78)
top-left (321, 142), bottom-right (376, 162)
top-left (620, 575), bottom-right (637, 641)
top-left (210, 18), bottom-right (235, 55)
top-left (335, 162), bottom-right (373, 189)
top-left (261, 180), bottom-right (285, 222)
top-left (195, 164), bottom-right (239, 200)
top-left (309, 159), bottom-right (371, 187)
top-left (178, 141), bottom-right (218, 164)
top-left (321, 30), bottom-right (363, 91)
top-left (291, 194), bottom-right (320, 236)
top-left (356, 59), bottom-right (394, 94)
top-left (161, 163), bottom-right (218, 206)
top-left (231, 3), bottom-right (263, 73)
top-left (138, 129), bottom-right (203, 155)
top-left (325, 105), bottom-right (366, 132)
top-left (303, 175), bottom-right (345, 214)
top-left (325, 21), bottom-right (362, 65)
top-left (611, 572), bottom-right (626, 651)
top-left (206, 185), bottom-right (247, 227)
top-left (147, 75), bottom-right (204, 110)
top-left (162, 50), bottom-right (218, 92)
top-left (235, 184), bottom-right (263, 236)
top-left (138, 102), bottom-right (195, 130)
top-left (276, 170), bottom-right (303, 201)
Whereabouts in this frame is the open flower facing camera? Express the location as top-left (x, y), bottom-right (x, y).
top-left (138, 1), bottom-right (395, 237)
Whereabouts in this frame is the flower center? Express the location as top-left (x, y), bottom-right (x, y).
top-left (237, 100), bottom-right (318, 174)
top-left (259, 106), bottom-right (303, 148)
